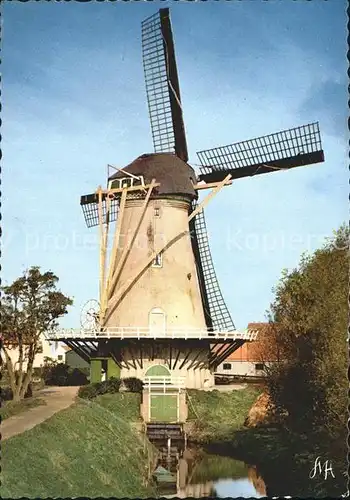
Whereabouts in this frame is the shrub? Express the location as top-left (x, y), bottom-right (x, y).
top-left (68, 368), bottom-right (89, 386)
top-left (1, 386), bottom-right (14, 401)
top-left (43, 362), bottom-right (88, 387)
top-left (77, 377), bottom-right (121, 400)
top-left (105, 377), bottom-right (122, 393)
top-left (1, 384), bottom-right (32, 401)
top-left (77, 384), bottom-right (99, 400)
top-left (122, 377), bottom-right (143, 393)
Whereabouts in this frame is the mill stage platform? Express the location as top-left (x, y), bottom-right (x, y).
top-left (49, 326), bottom-right (259, 341)
top-left (47, 327), bottom-right (259, 389)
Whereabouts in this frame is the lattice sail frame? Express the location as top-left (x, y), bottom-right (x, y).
top-left (142, 11), bottom-right (174, 153)
top-left (142, 8), bottom-right (188, 161)
top-left (80, 193), bottom-right (119, 228)
top-left (198, 122), bottom-right (324, 182)
top-left (190, 202), bottom-right (236, 332)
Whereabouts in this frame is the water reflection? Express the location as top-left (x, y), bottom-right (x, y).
top-left (151, 440), bottom-right (266, 498)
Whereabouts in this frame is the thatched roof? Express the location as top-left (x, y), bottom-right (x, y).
top-left (108, 153), bottom-right (197, 199)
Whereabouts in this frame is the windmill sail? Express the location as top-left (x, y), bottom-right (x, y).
top-left (190, 203), bottom-right (236, 332)
top-left (80, 193), bottom-right (119, 228)
top-left (142, 9), bottom-right (235, 331)
top-left (197, 122), bottom-right (324, 183)
top-left (142, 8), bottom-right (188, 161)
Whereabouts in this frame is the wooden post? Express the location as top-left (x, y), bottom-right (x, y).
top-left (106, 188), bottom-right (128, 298)
top-left (107, 179), bottom-right (156, 300)
top-left (193, 179), bottom-right (233, 191)
top-left (97, 187), bottom-right (105, 311)
top-left (188, 174), bottom-right (232, 222)
top-left (100, 193), bottom-right (111, 321)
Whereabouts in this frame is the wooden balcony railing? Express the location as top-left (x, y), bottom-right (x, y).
top-left (143, 375), bottom-right (186, 391)
top-left (47, 326), bottom-right (259, 341)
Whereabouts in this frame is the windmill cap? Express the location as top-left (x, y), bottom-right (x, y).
top-left (108, 153), bottom-right (197, 199)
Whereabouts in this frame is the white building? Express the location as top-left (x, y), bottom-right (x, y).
top-left (2, 334), bottom-right (67, 371)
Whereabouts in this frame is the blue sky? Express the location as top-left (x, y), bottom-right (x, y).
top-left (3, 1), bottom-right (347, 330)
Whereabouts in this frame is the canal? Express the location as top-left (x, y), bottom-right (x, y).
top-left (151, 441), bottom-right (266, 498)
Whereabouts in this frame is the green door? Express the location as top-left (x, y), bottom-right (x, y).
top-left (150, 394), bottom-right (178, 422)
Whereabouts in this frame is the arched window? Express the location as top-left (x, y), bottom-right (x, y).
top-left (145, 364), bottom-right (170, 377)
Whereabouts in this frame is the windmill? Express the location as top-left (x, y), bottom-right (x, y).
top-left (52, 8), bottom-right (324, 397)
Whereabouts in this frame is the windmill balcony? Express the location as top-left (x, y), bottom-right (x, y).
top-left (143, 375), bottom-right (186, 391)
top-left (48, 326), bottom-right (259, 341)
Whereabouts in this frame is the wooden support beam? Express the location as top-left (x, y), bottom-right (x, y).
top-left (107, 340), bottom-right (123, 368)
top-left (192, 360), bottom-right (206, 371)
top-left (131, 341), bottom-right (143, 370)
top-left (187, 349), bottom-right (206, 370)
top-left (109, 350), bottom-right (123, 370)
top-left (168, 344), bottom-right (173, 370)
top-left (120, 353), bottom-right (132, 370)
top-left (126, 346), bottom-right (138, 370)
top-left (97, 187), bottom-right (105, 310)
top-left (193, 179), bottom-right (233, 191)
top-left (209, 342), bottom-right (228, 362)
top-left (139, 344), bottom-right (143, 370)
top-left (100, 193), bottom-right (111, 322)
top-left (107, 179), bottom-right (157, 301)
top-left (111, 341), bottom-right (129, 370)
top-left (172, 348), bottom-right (181, 370)
top-left (179, 347), bottom-right (193, 370)
top-left (188, 174), bottom-right (232, 223)
top-left (212, 340), bottom-right (245, 368)
top-left (67, 341), bottom-right (91, 363)
top-left (210, 343), bottom-right (234, 368)
top-left (106, 188), bottom-right (127, 299)
top-left (191, 350), bottom-right (210, 371)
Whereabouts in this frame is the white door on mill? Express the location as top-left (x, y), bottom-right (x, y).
top-left (149, 307), bottom-right (166, 336)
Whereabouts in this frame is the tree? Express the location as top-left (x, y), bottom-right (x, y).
top-left (1, 267), bottom-right (72, 401)
top-left (266, 225), bottom-right (348, 438)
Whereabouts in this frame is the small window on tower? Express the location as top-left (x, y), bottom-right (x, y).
top-left (110, 180), bottom-right (120, 189)
top-left (154, 207), bottom-right (160, 217)
top-left (152, 253), bottom-right (163, 268)
top-left (120, 177), bottom-right (133, 189)
top-left (223, 363), bottom-right (231, 370)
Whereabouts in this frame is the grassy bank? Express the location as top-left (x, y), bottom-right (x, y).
top-left (0, 397), bottom-right (46, 420)
top-left (186, 386), bottom-right (260, 442)
top-left (208, 426), bottom-right (347, 498)
top-left (185, 387), bottom-right (347, 497)
top-left (2, 393), bottom-right (157, 498)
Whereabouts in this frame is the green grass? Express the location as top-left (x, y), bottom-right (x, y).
top-left (90, 391), bottom-right (142, 422)
top-left (2, 393), bottom-right (157, 498)
top-left (0, 397), bottom-right (46, 420)
top-left (186, 386), bottom-right (260, 442)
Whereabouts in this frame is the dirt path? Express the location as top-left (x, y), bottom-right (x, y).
top-left (1, 386), bottom-right (79, 441)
